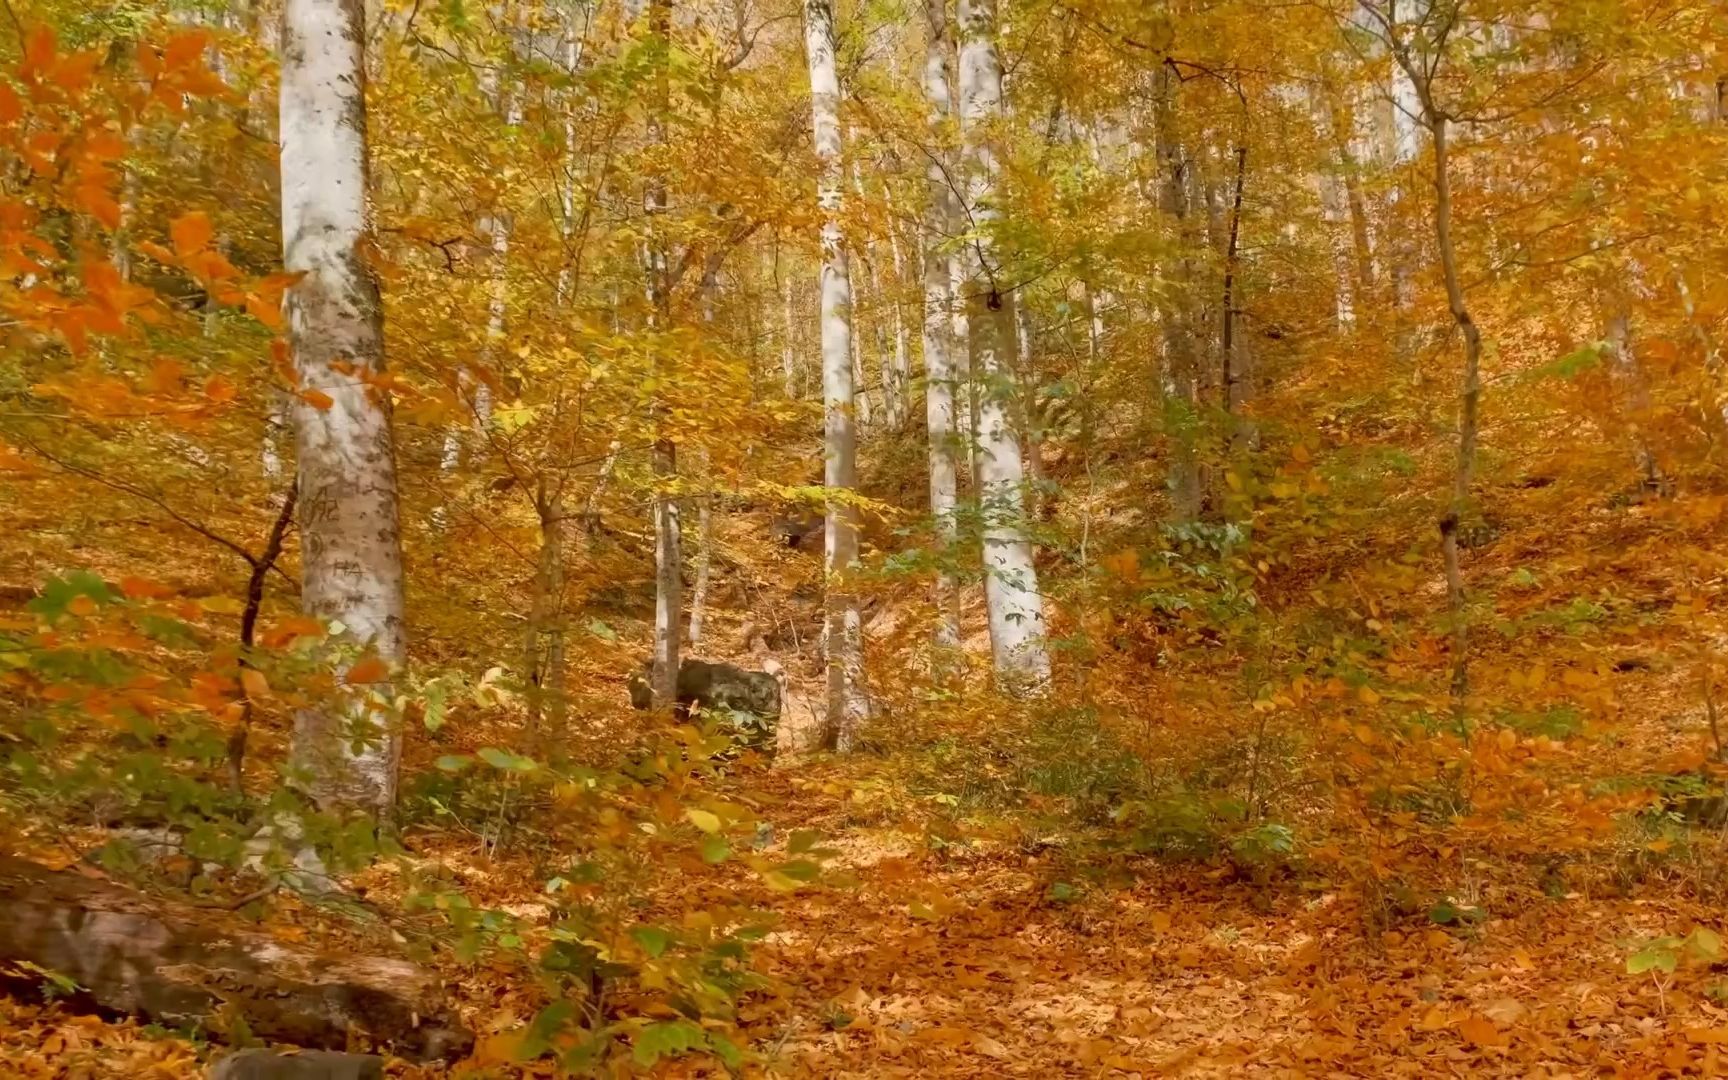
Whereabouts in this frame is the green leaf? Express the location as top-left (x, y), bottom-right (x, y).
top-left (631, 1020), bottom-right (705, 1067)
top-left (1534, 343), bottom-right (1604, 382)
top-left (520, 1000), bottom-right (575, 1059)
top-left (586, 618), bottom-right (618, 641)
top-left (707, 1032), bottom-right (745, 1070)
top-left (1692, 928), bottom-right (1723, 960)
top-left (1628, 941), bottom-right (1680, 975)
top-left (478, 746), bottom-right (537, 772)
top-left (423, 679), bottom-right (450, 731)
top-left (1048, 881), bottom-right (1077, 903)
top-left (29, 571), bottom-right (114, 619)
top-left (788, 829), bottom-right (821, 855)
top-left (631, 925), bottom-right (673, 958)
top-left (776, 858), bottom-right (821, 883)
top-left (685, 808), bottom-right (722, 834)
top-left (435, 754), bottom-right (473, 772)
top-left (700, 835), bottom-right (730, 864)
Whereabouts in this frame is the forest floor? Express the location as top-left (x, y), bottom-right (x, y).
top-left (6, 745), bottom-right (1728, 1079)
top-left (8, 464), bottom-right (1728, 1076)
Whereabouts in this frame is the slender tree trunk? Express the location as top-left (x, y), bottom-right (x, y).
top-left (1015, 301), bottom-right (1044, 517)
top-left (957, 0), bottom-right (1049, 689)
top-left (1152, 63), bottom-right (1201, 522)
top-left (688, 264), bottom-right (721, 651)
top-left (555, 3), bottom-right (590, 307)
top-left (1323, 84), bottom-right (1376, 294)
top-left (920, 0), bottom-right (962, 650)
top-left (780, 265), bottom-right (799, 397)
top-left (439, 72), bottom-right (520, 479)
top-left (884, 193), bottom-right (913, 430)
top-left (523, 486), bottom-right (566, 741)
top-left (646, 0), bottom-right (681, 710)
top-left (1603, 308), bottom-right (1664, 493)
top-left (804, 0), bottom-right (867, 747)
top-left (1425, 109), bottom-right (1481, 721)
top-left (280, 0), bottom-right (406, 815)
top-left (849, 136), bottom-right (896, 429)
top-left (1221, 143), bottom-right (1250, 442)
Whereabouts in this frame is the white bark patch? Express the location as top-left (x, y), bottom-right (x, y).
top-left (921, 0), bottom-right (961, 649)
top-left (804, 0), bottom-right (868, 744)
top-left (957, 0), bottom-right (1050, 689)
top-left (280, 0), bottom-right (406, 813)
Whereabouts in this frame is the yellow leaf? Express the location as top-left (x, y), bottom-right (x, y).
top-left (1357, 686), bottom-right (1380, 705)
top-left (685, 808), bottom-right (721, 834)
top-left (474, 1031), bottom-right (522, 1065)
top-left (240, 668), bottom-right (270, 701)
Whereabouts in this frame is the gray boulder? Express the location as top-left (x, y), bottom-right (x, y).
top-left (210, 1050), bottom-right (383, 1080)
top-left (629, 659), bottom-right (781, 745)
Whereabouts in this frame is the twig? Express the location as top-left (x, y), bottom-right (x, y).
top-left (203, 878), bottom-right (280, 911)
top-left (1704, 668), bottom-right (1725, 764)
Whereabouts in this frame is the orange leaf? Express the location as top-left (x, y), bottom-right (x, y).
top-left (77, 185), bottom-right (123, 230)
top-left (204, 374), bottom-right (237, 403)
top-left (256, 270), bottom-right (308, 296)
top-left (239, 668), bottom-right (271, 701)
top-left (67, 594), bottom-right (97, 617)
top-left (246, 293), bottom-right (284, 329)
top-left (298, 388), bottom-right (334, 410)
top-left (22, 26), bottom-right (56, 80)
top-left (119, 576), bottom-right (171, 599)
top-left (163, 30), bottom-right (211, 72)
top-left (0, 82), bottom-right (21, 124)
top-left (51, 50), bottom-right (99, 93)
top-left (346, 656), bottom-right (389, 685)
top-left (1457, 1015), bottom-right (1505, 1048)
top-left (276, 615), bottom-right (326, 639)
top-left (170, 211), bottom-right (212, 258)
top-left (137, 240), bottom-right (177, 266)
top-left (187, 249), bottom-right (239, 283)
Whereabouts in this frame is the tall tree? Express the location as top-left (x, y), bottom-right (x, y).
top-left (279, 0), bottom-right (406, 813)
top-left (645, 0), bottom-right (682, 711)
top-left (957, 0), bottom-right (1050, 689)
top-left (921, 0), bottom-right (962, 650)
top-left (803, 0), bottom-right (867, 747)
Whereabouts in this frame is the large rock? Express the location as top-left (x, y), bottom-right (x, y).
top-left (628, 659), bottom-right (782, 744)
top-left (210, 1050), bottom-right (382, 1080)
top-left (0, 857), bottom-right (470, 1061)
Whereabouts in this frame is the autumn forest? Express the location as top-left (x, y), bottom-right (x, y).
top-left (2, 0), bottom-right (1728, 1075)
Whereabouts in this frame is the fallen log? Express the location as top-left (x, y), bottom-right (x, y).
top-left (0, 858), bottom-right (470, 1061)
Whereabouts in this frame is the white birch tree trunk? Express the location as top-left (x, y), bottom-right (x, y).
top-left (920, 0), bottom-right (961, 649)
top-left (803, 0), bottom-right (867, 747)
top-left (957, 0), bottom-right (1050, 689)
top-left (781, 270), bottom-right (799, 397)
top-left (280, 0), bottom-right (406, 814)
top-left (646, 0), bottom-right (681, 710)
top-left (884, 193), bottom-right (912, 430)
